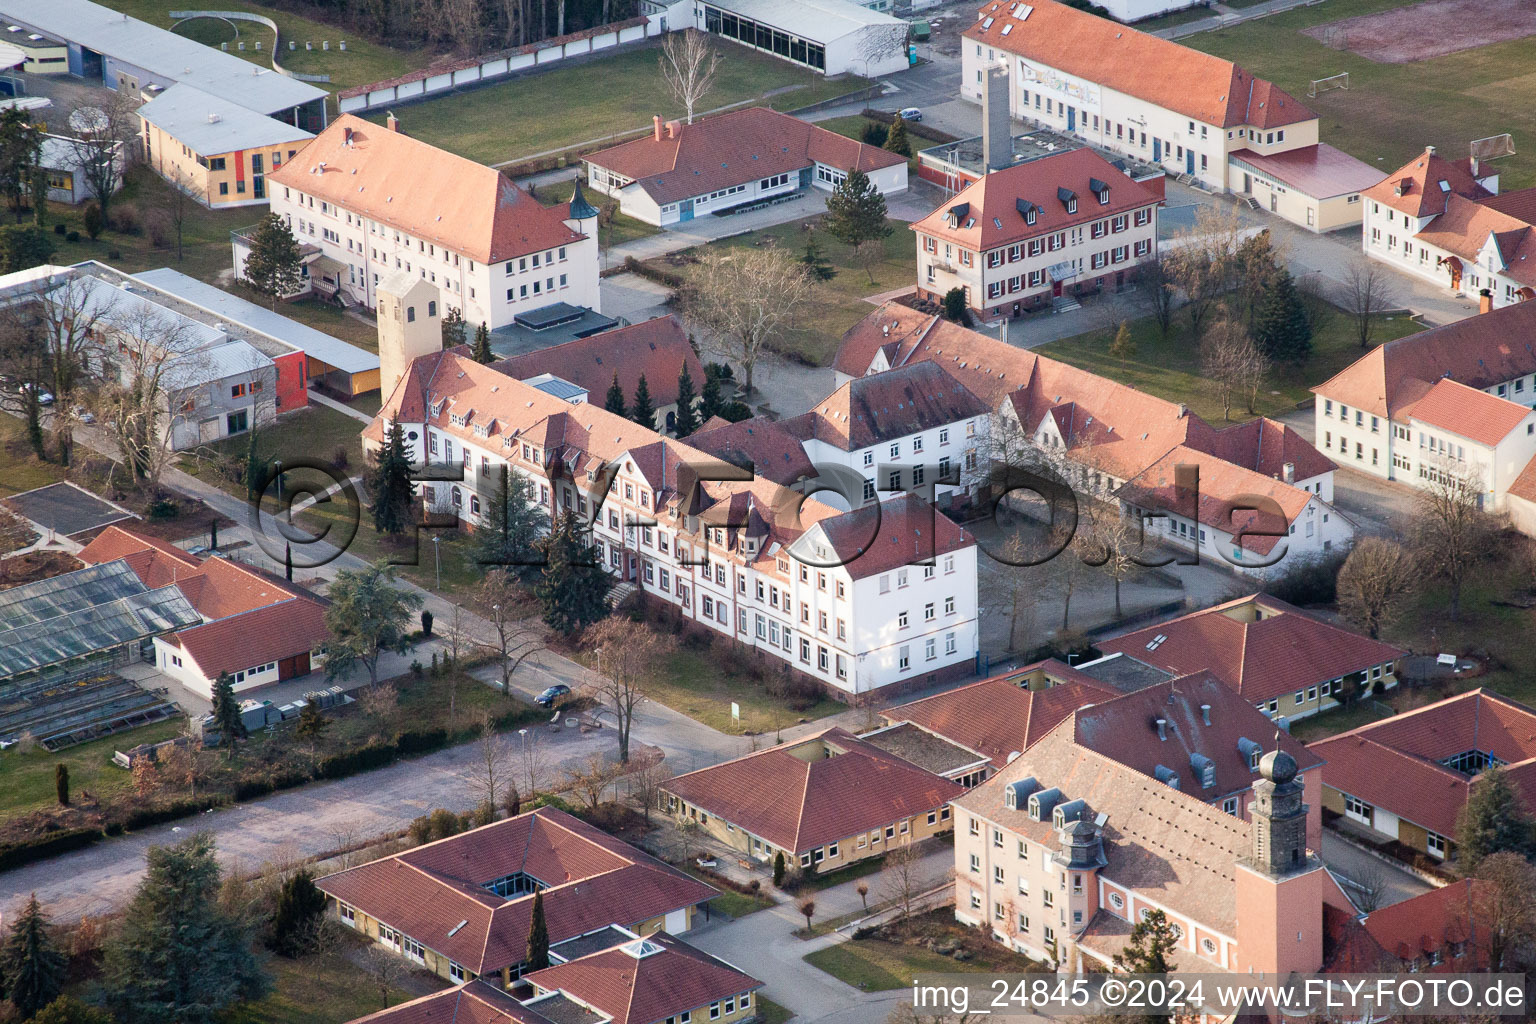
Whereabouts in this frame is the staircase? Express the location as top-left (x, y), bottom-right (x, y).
top-left (1242, 195), bottom-right (1261, 210)
top-left (1175, 172), bottom-right (1196, 186)
top-left (607, 580), bottom-right (638, 608)
top-left (1052, 294), bottom-right (1082, 314)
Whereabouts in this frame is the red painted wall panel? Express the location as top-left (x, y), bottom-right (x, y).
top-left (271, 350), bottom-right (308, 414)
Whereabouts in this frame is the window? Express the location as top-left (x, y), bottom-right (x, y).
top-left (1223, 796), bottom-right (1239, 816)
top-left (1343, 793), bottom-right (1372, 824)
top-left (969, 853), bottom-right (980, 873)
top-left (1426, 832), bottom-right (1447, 859)
top-left (899, 646), bottom-right (910, 671)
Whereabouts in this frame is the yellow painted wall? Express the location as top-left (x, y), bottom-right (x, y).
top-left (139, 119), bottom-right (309, 209)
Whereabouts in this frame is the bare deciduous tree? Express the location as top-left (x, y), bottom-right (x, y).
top-left (1411, 457), bottom-right (1496, 621)
top-left (1350, 864), bottom-right (1387, 913)
top-left (357, 683), bottom-right (401, 736)
top-left (563, 750), bottom-right (619, 810)
top-left (1169, 204), bottom-right (1247, 338)
top-left (878, 842), bottom-right (926, 925)
top-left (477, 569), bottom-right (546, 695)
top-left (1473, 851), bottom-right (1536, 972)
top-left (658, 30), bottom-right (722, 124)
top-left (1077, 504), bottom-right (1144, 620)
top-left (1200, 311), bottom-right (1268, 422)
top-left (97, 294), bottom-right (207, 490)
top-left (1139, 256), bottom-right (1178, 339)
top-left (437, 603), bottom-right (477, 729)
top-left (62, 90), bottom-right (138, 218)
top-left (626, 745), bottom-right (671, 823)
top-left (21, 274), bottom-right (106, 466)
top-left (159, 166), bottom-right (196, 262)
top-left (468, 714), bottom-right (516, 813)
top-left (584, 616), bottom-right (669, 762)
top-left (362, 944), bottom-right (409, 1009)
top-left (853, 25), bottom-right (909, 76)
top-left (1342, 261), bottom-right (1400, 349)
top-left (1336, 536), bottom-right (1415, 639)
top-left (681, 247), bottom-right (812, 395)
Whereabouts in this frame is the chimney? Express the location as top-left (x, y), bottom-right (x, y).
top-left (1177, 403), bottom-right (1188, 418)
top-left (343, 125), bottom-right (354, 146)
top-left (1156, 717), bottom-right (1167, 741)
top-left (1282, 461), bottom-right (1295, 484)
top-left (666, 120), bottom-right (681, 139)
top-left (1470, 154), bottom-right (1480, 178)
top-left (1425, 145), bottom-right (1436, 156)
top-left (1480, 289), bottom-right (1493, 314)
top-left (981, 64), bottom-right (1011, 173)
top-left (385, 111), bottom-right (399, 133)
top-left (1200, 704), bottom-right (1211, 726)
top-left (653, 115), bottom-right (663, 142)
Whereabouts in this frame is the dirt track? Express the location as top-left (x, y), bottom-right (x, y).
top-left (1302, 0), bottom-right (1536, 63)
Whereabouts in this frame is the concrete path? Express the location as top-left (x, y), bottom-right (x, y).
top-left (307, 387), bottom-right (375, 424)
top-left (1154, 0), bottom-right (1335, 41)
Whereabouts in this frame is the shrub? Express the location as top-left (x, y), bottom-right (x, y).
top-left (472, 800), bottom-right (498, 827)
top-left (860, 121), bottom-right (889, 147)
top-left (394, 727), bottom-right (448, 755)
top-left (146, 497), bottom-right (178, 520)
top-left (419, 609), bottom-right (433, 636)
top-left (0, 828), bottom-right (103, 872)
top-left (110, 202), bottom-right (140, 235)
top-left (407, 815), bottom-right (433, 845)
top-left (428, 807), bottom-right (462, 840)
top-left (145, 212), bottom-right (170, 249)
top-left (108, 248), bottom-right (121, 260)
top-left (82, 203), bottom-right (103, 240)
top-left (717, 401), bottom-right (752, 423)
top-left (314, 741), bottom-right (395, 779)
top-left (330, 444), bottom-right (350, 471)
top-left (54, 223), bottom-right (65, 235)
top-left (1261, 550), bottom-right (1348, 607)
top-left (66, 231), bottom-right (80, 243)
top-left (121, 796), bottom-right (226, 831)
top-left (765, 670), bottom-right (822, 710)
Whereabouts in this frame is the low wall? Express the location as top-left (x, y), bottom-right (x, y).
top-left (168, 10), bottom-right (331, 82)
top-left (336, 17), bottom-right (664, 114)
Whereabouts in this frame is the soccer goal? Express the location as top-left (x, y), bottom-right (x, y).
top-left (1308, 72), bottom-right (1350, 98)
top-left (1471, 133), bottom-right (1517, 162)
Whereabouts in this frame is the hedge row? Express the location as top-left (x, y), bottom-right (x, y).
top-left (623, 255), bottom-right (685, 289)
top-left (860, 107), bottom-right (961, 144)
top-left (0, 828), bottom-right (102, 873)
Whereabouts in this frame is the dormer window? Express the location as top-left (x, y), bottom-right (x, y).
top-left (1017, 198), bottom-right (1037, 225)
top-left (1058, 187), bottom-right (1077, 215)
top-left (1090, 177), bottom-right (1110, 205)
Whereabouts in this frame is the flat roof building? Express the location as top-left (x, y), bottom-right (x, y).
top-left (688, 0), bottom-right (910, 76)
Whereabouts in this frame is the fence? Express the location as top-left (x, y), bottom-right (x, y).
top-left (336, 16), bottom-right (666, 114)
top-left (168, 11), bottom-right (331, 83)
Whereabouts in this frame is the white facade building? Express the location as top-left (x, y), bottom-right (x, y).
top-left (257, 115), bottom-right (600, 330)
top-left (690, 0), bottom-right (911, 77)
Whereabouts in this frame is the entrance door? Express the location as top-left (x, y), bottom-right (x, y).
top-left (1052, 280), bottom-right (1063, 298)
top-left (1066, 106), bottom-right (1075, 133)
top-left (679, 198), bottom-right (694, 222)
top-left (1152, 138), bottom-right (1161, 162)
top-left (1269, 192), bottom-right (1278, 212)
top-left (278, 652), bottom-right (312, 680)
top-left (1244, 173), bottom-right (1252, 192)
top-left (1186, 150), bottom-right (1195, 175)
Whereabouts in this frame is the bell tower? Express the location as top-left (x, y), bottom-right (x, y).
top-left (1234, 749), bottom-right (1324, 979)
top-left (377, 271), bottom-right (442, 403)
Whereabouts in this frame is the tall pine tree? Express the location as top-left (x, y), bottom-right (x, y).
top-left (630, 375), bottom-right (655, 430)
top-left (211, 671), bottom-right (247, 760)
top-left (472, 467), bottom-right (548, 572)
top-left (0, 893), bottom-right (65, 1019)
top-left (1251, 268), bottom-right (1312, 363)
top-left (370, 418), bottom-right (415, 536)
top-left (883, 116), bottom-right (911, 156)
top-left (604, 372), bottom-right (627, 417)
top-left (699, 366), bottom-right (724, 423)
top-left (267, 870), bottom-right (328, 958)
top-left (1112, 908), bottom-right (1178, 1024)
top-left (241, 212), bottom-right (304, 310)
top-left (472, 321), bottom-right (493, 364)
top-left (526, 889), bottom-right (550, 971)
top-left (674, 362), bottom-right (698, 437)
top-left (104, 833), bottom-right (270, 1024)
top-left (536, 512), bottom-right (610, 635)
top-left (441, 306), bottom-right (467, 350)
top-left (823, 168), bottom-right (891, 283)
top-left (1456, 765), bottom-right (1536, 875)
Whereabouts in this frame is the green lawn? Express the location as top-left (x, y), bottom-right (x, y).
top-left (221, 941), bottom-right (420, 1024)
top-left (648, 216), bottom-right (916, 368)
top-left (0, 416), bottom-right (74, 499)
top-left (365, 43), bottom-right (868, 166)
top-left (757, 996), bottom-right (793, 1024)
top-left (1132, 5), bottom-right (1219, 31)
top-left (1187, 0), bottom-right (1536, 190)
top-left (179, 403), bottom-right (368, 487)
top-left (644, 646), bottom-right (845, 735)
top-left (96, 0), bottom-right (430, 95)
top-left (538, 179), bottom-right (660, 247)
top-left (0, 719), bottom-right (187, 818)
top-left (1034, 306), bottom-right (1423, 424)
top-left (805, 938), bottom-right (1029, 991)
top-left (1289, 698), bottom-right (1396, 743)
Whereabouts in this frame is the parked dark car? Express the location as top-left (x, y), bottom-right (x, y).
top-left (535, 684), bottom-right (571, 708)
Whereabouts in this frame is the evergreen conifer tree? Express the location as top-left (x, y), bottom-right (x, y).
top-left (674, 362), bottom-right (698, 437)
top-left (800, 240), bottom-right (837, 282)
top-left (630, 374), bottom-right (655, 429)
top-left (1252, 269), bottom-right (1312, 362)
top-left (211, 671), bottom-right (246, 761)
top-left (1456, 765), bottom-right (1536, 875)
top-left (604, 372), bottom-right (627, 417)
top-left (0, 894), bottom-right (65, 1019)
top-left (267, 870), bottom-right (328, 958)
top-left (472, 321), bottom-right (493, 364)
top-left (883, 116), bottom-right (911, 156)
top-left (472, 467), bottom-right (548, 572)
top-left (536, 512), bottom-right (610, 635)
top-left (441, 306), bottom-right (467, 350)
top-left (241, 212), bottom-right (304, 309)
top-left (370, 418), bottom-right (415, 536)
top-left (526, 890), bottom-right (550, 971)
top-left (699, 367), bottom-right (724, 422)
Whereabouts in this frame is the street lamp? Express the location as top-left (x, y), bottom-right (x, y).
top-left (273, 459), bottom-right (283, 505)
top-left (431, 535), bottom-right (442, 589)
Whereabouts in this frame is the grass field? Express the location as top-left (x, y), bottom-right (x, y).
top-left (805, 936), bottom-right (1034, 991)
top-left (223, 941), bottom-right (420, 1024)
top-left (0, 719), bottom-right (187, 817)
top-left (179, 403), bottom-right (368, 484)
top-left (1188, 0), bottom-right (1536, 190)
top-left (644, 645), bottom-right (845, 735)
top-left (365, 44), bottom-right (868, 166)
top-left (1034, 306), bottom-right (1423, 424)
top-left (95, 0), bottom-right (429, 94)
top-left (647, 215), bottom-right (915, 368)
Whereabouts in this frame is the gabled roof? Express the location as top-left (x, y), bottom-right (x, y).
top-left (663, 727), bottom-right (964, 854)
top-left (1361, 147), bottom-right (1493, 218)
top-left (77, 525), bottom-right (200, 575)
top-left (344, 979), bottom-right (556, 1024)
top-left (910, 148), bottom-right (1161, 250)
top-left (781, 361), bottom-right (991, 450)
top-left (686, 417), bottom-right (815, 486)
top-left (583, 107), bottom-right (904, 206)
top-left (489, 317), bottom-right (704, 411)
top-left (832, 305), bottom-right (935, 379)
top-left (270, 116), bottom-right (584, 264)
top-left (167, 597), bottom-right (329, 679)
top-left (1398, 377), bottom-right (1533, 446)
top-left (1325, 880), bottom-right (1490, 973)
top-left (526, 932), bottom-right (760, 1024)
top-left (967, 0), bottom-right (1314, 130)
top-left (1068, 672), bottom-right (1322, 799)
top-left (804, 492), bottom-right (973, 580)
top-left (955, 718), bottom-right (1252, 934)
top-left (1307, 688), bottom-right (1536, 838)
top-left (882, 663), bottom-right (1117, 769)
top-left (317, 808), bottom-right (716, 976)
top-left (1097, 593), bottom-right (1405, 705)
top-left (1312, 298), bottom-right (1536, 419)
top-left (1411, 191), bottom-right (1536, 288)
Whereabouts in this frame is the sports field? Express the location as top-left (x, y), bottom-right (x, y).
top-left (1191, 0), bottom-right (1536, 189)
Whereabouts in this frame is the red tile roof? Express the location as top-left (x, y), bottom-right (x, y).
top-left (1508, 453), bottom-right (1536, 504)
top-left (77, 526), bottom-right (200, 572)
top-left (809, 492), bottom-right (973, 581)
top-left (883, 663), bottom-right (1117, 769)
top-left (967, 0), bottom-right (1314, 130)
top-left (686, 417), bottom-right (815, 487)
top-left (168, 597), bottom-right (329, 680)
top-left (584, 107), bottom-right (904, 207)
top-left (1312, 300), bottom-right (1535, 420)
top-left (1307, 688), bottom-right (1536, 837)
top-left (489, 316), bottom-right (704, 412)
top-left (1362, 147), bottom-right (1493, 218)
top-left (663, 727), bottom-right (964, 855)
top-left (1097, 593), bottom-right (1404, 705)
top-left (780, 362), bottom-right (992, 450)
top-left (832, 305), bottom-right (935, 379)
top-left (527, 932), bottom-right (760, 1024)
top-left (1410, 192), bottom-right (1536, 289)
top-left (1325, 880), bottom-right (1491, 973)
top-left (270, 116), bottom-right (584, 264)
top-left (1228, 144), bottom-right (1383, 200)
top-left (910, 148), bottom-right (1161, 250)
top-left (318, 808), bottom-right (716, 976)
top-left (1398, 377), bottom-right (1533, 446)
top-left (344, 980), bottom-right (555, 1024)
